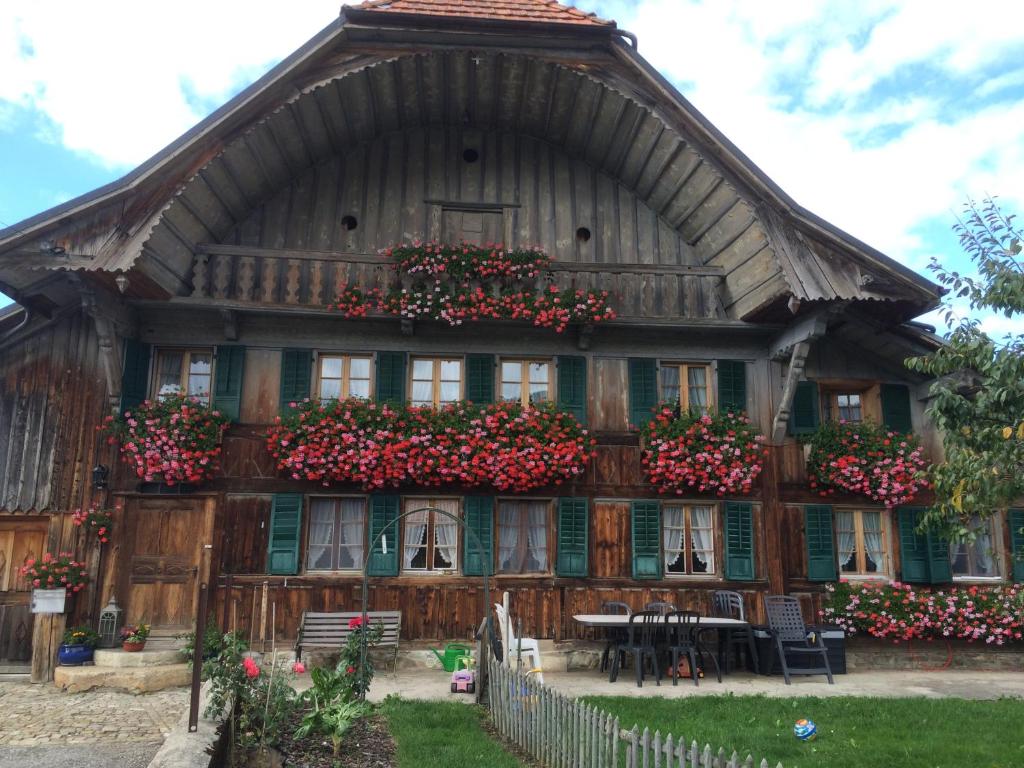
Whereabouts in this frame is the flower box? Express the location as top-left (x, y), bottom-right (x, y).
top-left (30, 588), bottom-right (67, 614)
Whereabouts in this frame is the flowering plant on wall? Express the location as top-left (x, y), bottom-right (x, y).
top-left (330, 242), bottom-right (616, 332)
top-left (821, 580), bottom-right (1024, 645)
top-left (805, 420), bottom-right (928, 506)
top-left (72, 502), bottom-right (115, 544)
top-left (19, 552), bottom-right (89, 592)
top-left (642, 407), bottom-right (766, 496)
top-left (103, 393), bottom-right (231, 486)
top-left (266, 397), bottom-right (594, 492)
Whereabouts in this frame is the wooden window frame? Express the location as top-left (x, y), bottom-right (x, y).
top-left (495, 498), bottom-right (554, 576)
top-left (314, 353), bottom-right (373, 402)
top-left (662, 502), bottom-right (719, 578)
top-left (409, 357), bottom-right (463, 408)
top-left (659, 362), bottom-right (713, 413)
top-left (817, 380), bottom-right (882, 425)
top-left (835, 508), bottom-right (891, 578)
top-left (152, 347), bottom-right (215, 404)
top-left (305, 496), bottom-right (367, 572)
top-left (950, 515), bottom-right (1002, 581)
top-left (499, 358), bottom-right (554, 407)
top-left (401, 498), bottom-right (461, 574)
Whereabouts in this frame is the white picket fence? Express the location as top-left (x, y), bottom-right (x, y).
top-left (487, 659), bottom-right (783, 768)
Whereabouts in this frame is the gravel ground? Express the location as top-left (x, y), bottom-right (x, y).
top-left (0, 743), bottom-right (162, 768)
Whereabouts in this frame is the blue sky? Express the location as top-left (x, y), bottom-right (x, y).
top-left (2, 0), bottom-right (1023, 335)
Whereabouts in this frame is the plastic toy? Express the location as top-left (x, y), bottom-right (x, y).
top-left (794, 719), bottom-right (817, 741)
top-left (450, 657), bottom-right (476, 694)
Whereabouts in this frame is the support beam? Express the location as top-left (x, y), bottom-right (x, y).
top-left (576, 322), bottom-right (593, 351)
top-left (768, 308), bottom-right (829, 360)
top-left (771, 340), bottom-right (811, 444)
top-left (220, 309), bottom-right (239, 341)
top-left (80, 285), bottom-right (124, 412)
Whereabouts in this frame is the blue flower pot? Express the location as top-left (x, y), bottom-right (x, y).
top-left (58, 643), bottom-right (94, 666)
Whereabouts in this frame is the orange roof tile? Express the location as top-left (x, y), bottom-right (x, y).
top-left (346, 0), bottom-right (615, 28)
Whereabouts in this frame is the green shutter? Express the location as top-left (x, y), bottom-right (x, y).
top-left (119, 339), bottom-right (151, 414)
top-left (463, 496), bottom-right (494, 576)
top-left (724, 501), bottom-right (754, 581)
top-left (804, 505), bottom-right (837, 582)
top-left (926, 525), bottom-right (952, 584)
top-left (881, 383), bottom-right (913, 433)
top-left (279, 349), bottom-right (312, 413)
top-left (898, 507), bottom-right (930, 583)
top-left (556, 497), bottom-right (588, 577)
top-left (717, 360), bottom-right (747, 414)
top-left (631, 501), bottom-right (661, 579)
top-left (213, 345), bottom-right (246, 422)
top-left (267, 493), bottom-right (302, 575)
top-left (557, 356), bottom-right (588, 424)
top-left (628, 358), bottom-right (658, 429)
top-left (367, 494), bottom-right (400, 577)
top-left (375, 352), bottom-right (407, 404)
top-left (788, 380), bottom-right (820, 435)
top-left (465, 355), bottom-right (495, 404)
top-left (1010, 509), bottom-right (1024, 583)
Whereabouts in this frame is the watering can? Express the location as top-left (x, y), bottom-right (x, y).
top-left (430, 643), bottom-right (471, 672)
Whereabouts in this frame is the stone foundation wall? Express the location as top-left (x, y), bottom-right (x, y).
top-left (846, 638), bottom-right (1024, 672)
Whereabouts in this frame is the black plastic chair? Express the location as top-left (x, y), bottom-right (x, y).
top-left (712, 590), bottom-right (759, 674)
top-left (664, 610), bottom-right (722, 686)
top-left (599, 601), bottom-right (632, 673)
top-left (763, 595), bottom-right (834, 685)
top-left (609, 610), bottom-right (662, 687)
top-left (644, 601), bottom-right (677, 615)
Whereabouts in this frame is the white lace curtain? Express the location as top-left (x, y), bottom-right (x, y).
top-left (308, 500), bottom-right (335, 570)
top-left (690, 505), bottom-right (714, 572)
top-left (970, 515), bottom-right (995, 575)
top-left (663, 506), bottom-right (685, 570)
top-left (861, 512), bottom-right (884, 571)
top-left (404, 508), bottom-right (429, 569)
top-left (836, 511), bottom-right (857, 569)
top-left (337, 499), bottom-right (364, 569)
top-left (498, 502), bottom-right (548, 573)
top-left (433, 499), bottom-right (460, 569)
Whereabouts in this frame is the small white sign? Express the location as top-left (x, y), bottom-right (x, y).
top-left (30, 588), bottom-right (67, 614)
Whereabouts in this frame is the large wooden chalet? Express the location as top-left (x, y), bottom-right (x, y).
top-left (1, 0), bottom-right (1020, 682)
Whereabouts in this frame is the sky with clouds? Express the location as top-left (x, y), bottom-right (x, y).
top-left (1, 0), bottom-right (1022, 334)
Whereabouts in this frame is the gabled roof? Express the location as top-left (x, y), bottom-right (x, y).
top-left (345, 0), bottom-right (614, 27)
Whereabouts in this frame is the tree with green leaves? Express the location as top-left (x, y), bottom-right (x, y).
top-left (907, 196), bottom-right (1024, 540)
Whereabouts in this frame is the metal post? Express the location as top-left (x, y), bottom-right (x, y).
top-left (189, 544), bottom-right (213, 733)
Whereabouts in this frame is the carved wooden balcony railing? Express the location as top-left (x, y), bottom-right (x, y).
top-left (189, 244), bottom-right (727, 322)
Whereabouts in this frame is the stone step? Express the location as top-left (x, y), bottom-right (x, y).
top-left (94, 648), bottom-right (185, 668)
top-left (54, 663), bottom-right (190, 694)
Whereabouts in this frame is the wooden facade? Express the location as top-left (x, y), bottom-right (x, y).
top-left (1, 0), bottom-right (1018, 679)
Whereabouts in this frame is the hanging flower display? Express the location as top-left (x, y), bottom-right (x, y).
top-left (20, 552), bottom-right (89, 593)
top-left (329, 242), bottom-right (616, 332)
top-left (642, 408), bottom-right (766, 496)
top-left (805, 420), bottom-right (928, 506)
top-left (103, 393), bottom-right (231, 486)
top-left (72, 503), bottom-right (115, 544)
top-left (266, 397), bottom-right (595, 492)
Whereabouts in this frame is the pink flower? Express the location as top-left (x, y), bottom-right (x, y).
top-left (243, 657), bottom-right (260, 679)
top-left (292, 661), bottom-right (306, 674)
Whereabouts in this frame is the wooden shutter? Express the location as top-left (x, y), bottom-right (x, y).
top-left (465, 354), bottom-right (495, 405)
top-left (630, 501), bottom-right (661, 579)
top-left (367, 494), bottom-right (400, 576)
top-left (724, 501), bottom-right (755, 580)
top-left (279, 349), bottom-right (312, 413)
top-left (880, 383), bottom-right (913, 433)
top-left (1010, 509), bottom-right (1024, 583)
top-left (463, 496), bottom-right (494, 576)
top-left (213, 345), bottom-right (246, 422)
top-left (555, 497), bottom-right (588, 577)
top-left (375, 352), bottom-right (407, 404)
top-left (897, 507), bottom-right (930, 583)
top-left (120, 339), bottom-right (151, 413)
top-left (804, 505), bottom-right (837, 582)
top-left (267, 493), bottom-right (303, 575)
top-left (628, 358), bottom-right (658, 428)
top-left (926, 526), bottom-right (952, 583)
top-left (788, 380), bottom-right (820, 435)
top-left (717, 360), bottom-right (747, 413)
top-left (557, 356), bottom-right (587, 424)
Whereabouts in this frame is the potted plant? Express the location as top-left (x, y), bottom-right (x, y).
top-left (58, 626), bottom-right (101, 665)
top-left (20, 552), bottom-right (90, 614)
top-left (120, 622), bottom-right (151, 652)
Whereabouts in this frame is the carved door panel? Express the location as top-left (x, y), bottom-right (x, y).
top-left (442, 209), bottom-right (504, 246)
top-left (123, 498), bottom-right (212, 630)
top-left (0, 518), bottom-right (47, 666)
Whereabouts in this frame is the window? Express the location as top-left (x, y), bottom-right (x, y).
top-left (660, 363), bottom-right (711, 414)
top-left (410, 358), bottom-right (462, 407)
top-left (403, 498), bottom-right (459, 572)
top-left (316, 354), bottom-right (371, 401)
top-left (663, 504), bottom-right (716, 575)
top-left (496, 500), bottom-right (550, 574)
top-left (825, 391), bottom-right (864, 423)
top-left (836, 510), bottom-right (889, 576)
top-left (950, 515), bottom-right (999, 579)
top-left (500, 360), bottom-right (552, 406)
top-left (307, 498), bottom-right (365, 571)
top-left (154, 348), bottom-right (213, 403)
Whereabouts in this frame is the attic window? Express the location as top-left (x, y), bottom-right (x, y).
top-left (341, 215), bottom-right (358, 231)
top-left (462, 148), bottom-right (479, 164)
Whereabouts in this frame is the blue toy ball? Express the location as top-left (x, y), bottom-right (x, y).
top-left (794, 719), bottom-right (817, 741)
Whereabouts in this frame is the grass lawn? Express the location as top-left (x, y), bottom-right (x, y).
top-left (585, 694), bottom-right (1024, 768)
top-left (382, 699), bottom-right (524, 768)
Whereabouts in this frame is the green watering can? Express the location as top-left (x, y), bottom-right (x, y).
top-left (430, 643), bottom-right (471, 672)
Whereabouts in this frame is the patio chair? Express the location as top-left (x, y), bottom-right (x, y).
top-left (644, 601), bottom-right (677, 615)
top-left (712, 590), bottom-right (759, 674)
top-left (494, 603), bottom-right (544, 684)
top-left (609, 610), bottom-right (662, 687)
top-left (599, 601), bottom-right (632, 673)
top-left (763, 595), bottom-right (834, 685)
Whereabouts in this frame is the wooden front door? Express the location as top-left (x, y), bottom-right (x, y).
top-left (122, 497), bottom-right (213, 630)
top-left (0, 518), bottom-right (47, 667)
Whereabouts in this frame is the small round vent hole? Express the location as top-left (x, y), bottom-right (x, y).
top-left (462, 148), bottom-right (480, 163)
top-left (341, 215), bottom-right (358, 231)
top-left (576, 227), bottom-right (592, 243)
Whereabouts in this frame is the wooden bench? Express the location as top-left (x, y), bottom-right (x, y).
top-left (294, 610), bottom-right (402, 671)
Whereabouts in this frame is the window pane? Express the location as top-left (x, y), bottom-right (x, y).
top-left (412, 358), bottom-right (434, 378)
top-left (319, 378), bottom-right (342, 401)
top-left (349, 379), bottom-right (370, 399)
top-left (836, 511), bottom-right (858, 573)
top-left (660, 366), bottom-right (680, 404)
top-left (188, 353), bottom-right (212, 399)
top-left (952, 515), bottom-right (997, 577)
top-left (690, 505), bottom-right (714, 573)
top-left (440, 360), bottom-right (461, 381)
top-left (687, 367), bottom-right (708, 412)
top-left (307, 500), bottom-right (336, 570)
top-left (337, 499), bottom-right (364, 570)
top-left (404, 508), bottom-right (429, 570)
top-left (861, 512), bottom-right (884, 573)
top-left (525, 502), bottom-right (548, 572)
top-left (528, 363), bottom-right (549, 384)
top-left (349, 357), bottom-right (370, 380)
top-left (157, 351), bottom-right (184, 398)
top-left (501, 382), bottom-right (521, 401)
top-left (432, 499), bottom-right (459, 570)
top-left (663, 505), bottom-right (686, 574)
top-left (439, 381), bottom-right (460, 403)
top-left (411, 380), bottom-right (434, 405)
top-left (497, 501), bottom-right (547, 574)
top-left (501, 361), bottom-right (522, 383)
top-left (320, 357), bottom-right (343, 379)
